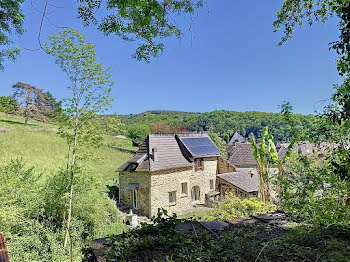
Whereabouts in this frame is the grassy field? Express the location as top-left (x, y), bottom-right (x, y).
top-left (0, 113), bottom-right (133, 182)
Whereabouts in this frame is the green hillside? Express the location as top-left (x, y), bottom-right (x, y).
top-left (120, 110), bottom-right (320, 143)
top-left (0, 112), bottom-right (133, 182)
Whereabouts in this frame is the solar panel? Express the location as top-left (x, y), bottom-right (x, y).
top-left (181, 137), bottom-right (220, 156)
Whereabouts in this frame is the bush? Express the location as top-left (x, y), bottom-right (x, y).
top-left (0, 160), bottom-right (126, 261)
top-left (281, 154), bottom-right (350, 227)
top-left (0, 96), bottom-right (18, 113)
top-left (186, 195), bottom-right (276, 221)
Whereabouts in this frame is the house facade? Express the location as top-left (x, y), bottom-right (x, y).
top-left (117, 133), bottom-right (235, 217)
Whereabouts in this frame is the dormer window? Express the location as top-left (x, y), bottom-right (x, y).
top-left (194, 158), bottom-right (204, 171)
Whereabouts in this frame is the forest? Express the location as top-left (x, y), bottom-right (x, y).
top-left (120, 109), bottom-right (319, 144)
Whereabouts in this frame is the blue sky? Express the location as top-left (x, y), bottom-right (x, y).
top-left (0, 0), bottom-right (341, 115)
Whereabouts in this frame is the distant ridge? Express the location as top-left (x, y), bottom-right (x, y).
top-left (119, 110), bottom-right (319, 142)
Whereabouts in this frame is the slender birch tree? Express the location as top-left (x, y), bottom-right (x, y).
top-left (45, 27), bottom-right (113, 248)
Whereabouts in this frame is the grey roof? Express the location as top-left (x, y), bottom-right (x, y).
top-left (128, 153), bottom-right (147, 163)
top-left (217, 171), bottom-right (259, 193)
top-left (149, 134), bottom-right (193, 171)
top-left (277, 141), bottom-right (335, 159)
top-left (227, 143), bottom-right (257, 167)
top-left (117, 133), bottom-right (220, 172)
top-left (228, 132), bottom-right (247, 145)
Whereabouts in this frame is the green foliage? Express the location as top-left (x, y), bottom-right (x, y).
top-left (98, 113), bottom-right (123, 136)
top-left (45, 27), bottom-right (116, 249)
top-left (0, 95), bottom-right (18, 113)
top-left (120, 110), bottom-right (319, 143)
top-left (104, 135), bottom-right (138, 152)
top-left (44, 169), bottom-right (127, 238)
top-left (210, 196), bottom-right (276, 222)
top-left (0, 112), bottom-right (132, 181)
top-left (127, 124), bottom-right (150, 145)
top-left (281, 153), bottom-right (350, 227)
top-left (0, 159), bottom-right (127, 262)
top-left (0, 0), bottom-right (24, 70)
top-left (208, 132), bottom-right (227, 158)
top-left (273, 0), bottom-right (342, 45)
top-left (186, 195), bottom-right (276, 222)
top-left (0, 159), bottom-right (81, 261)
top-left (274, 2), bottom-right (350, 230)
top-left (45, 27), bottom-right (114, 151)
top-left (105, 208), bottom-right (350, 262)
top-left (42, 91), bottom-right (63, 121)
top-left (78, 0), bottom-right (203, 62)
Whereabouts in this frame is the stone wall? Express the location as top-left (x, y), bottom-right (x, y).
top-left (217, 157), bottom-right (236, 174)
top-left (149, 158), bottom-right (218, 216)
top-left (119, 171), bottom-right (151, 216)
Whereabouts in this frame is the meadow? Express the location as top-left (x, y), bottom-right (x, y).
top-left (0, 112), bottom-right (134, 182)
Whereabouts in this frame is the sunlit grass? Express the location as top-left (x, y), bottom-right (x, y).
top-left (0, 112), bottom-right (132, 182)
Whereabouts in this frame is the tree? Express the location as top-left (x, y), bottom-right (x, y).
top-left (250, 128), bottom-right (273, 204)
top-left (45, 27), bottom-right (113, 249)
top-left (250, 126), bottom-right (295, 204)
top-left (0, 0), bottom-right (24, 70)
top-left (208, 132), bottom-right (227, 158)
top-left (78, 0), bottom-right (204, 62)
top-left (127, 124), bottom-right (150, 145)
top-left (0, 96), bottom-right (18, 113)
top-left (98, 114), bottom-right (123, 136)
top-left (12, 82), bottom-right (51, 124)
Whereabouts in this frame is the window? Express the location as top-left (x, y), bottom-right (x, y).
top-left (191, 186), bottom-right (200, 202)
top-left (181, 182), bottom-right (188, 196)
top-left (168, 191), bottom-right (176, 205)
top-left (209, 179), bottom-right (214, 191)
top-left (194, 158), bottom-right (204, 171)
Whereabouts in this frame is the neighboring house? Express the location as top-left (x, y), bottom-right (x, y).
top-left (227, 142), bottom-right (257, 168)
top-left (226, 140), bottom-right (278, 200)
top-left (277, 141), bottom-right (335, 159)
top-left (226, 132), bottom-right (247, 158)
top-left (217, 170), bottom-right (259, 199)
top-left (117, 133), bottom-right (235, 217)
top-left (228, 131), bottom-right (247, 144)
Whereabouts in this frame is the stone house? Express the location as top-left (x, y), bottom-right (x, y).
top-left (217, 170), bottom-right (259, 199)
top-left (225, 138), bottom-right (278, 200)
top-left (117, 133), bottom-right (235, 217)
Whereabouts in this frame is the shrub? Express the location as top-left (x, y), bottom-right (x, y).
top-left (0, 96), bottom-right (18, 113)
top-left (188, 195), bottom-right (276, 221)
top-left (0, 160), bottom-right (126, 261)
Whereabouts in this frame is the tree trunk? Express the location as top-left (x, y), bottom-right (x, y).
top-left (64, 110), bottom-right (79, 248)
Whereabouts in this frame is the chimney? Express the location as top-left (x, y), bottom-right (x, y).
top-left (152, 148), bottom-right (158, 162)
top-left (250, 170), bottom-right (254, 178)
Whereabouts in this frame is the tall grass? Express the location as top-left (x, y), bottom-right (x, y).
top-left (0, 112), bottom-right (132, 182)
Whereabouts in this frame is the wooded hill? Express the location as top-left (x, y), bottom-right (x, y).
top-left (120, 110), bottom-right (319, 143)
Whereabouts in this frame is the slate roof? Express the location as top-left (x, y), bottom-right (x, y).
top-left (277, 141), bottom-right (335, 159)
top-left (227, 143), bottom-right (257, 167)
top-left (117, 133), bottom-right (220, 172)
top-left (217, 170), bottom-right (259, 193)
top-left (228, 132), bottom-right (246, 145)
